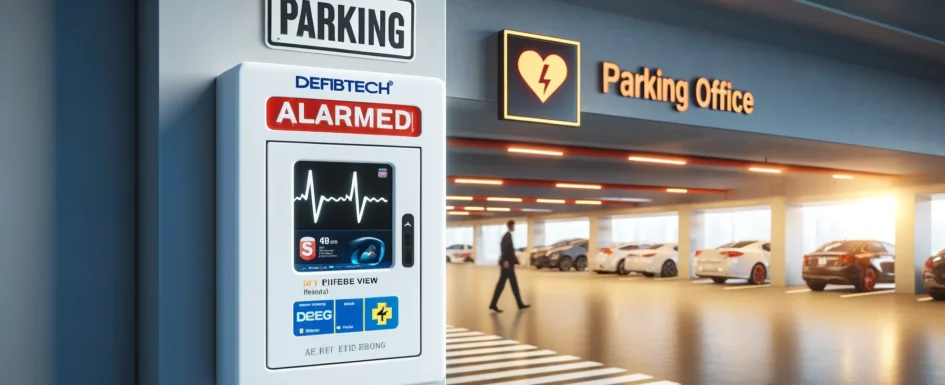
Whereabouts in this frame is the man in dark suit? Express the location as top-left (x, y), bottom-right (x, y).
top-left (489, 220), bottom-right (530, 312)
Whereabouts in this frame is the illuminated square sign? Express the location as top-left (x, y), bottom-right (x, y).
top-left (498, 30), bottom-right (580, 127)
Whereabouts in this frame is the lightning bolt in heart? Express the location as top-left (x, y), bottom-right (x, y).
top-left (538, 64), bottom-right (552, 93)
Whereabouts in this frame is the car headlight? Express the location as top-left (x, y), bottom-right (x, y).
top-left (549, 253), bottom-right (560, 260)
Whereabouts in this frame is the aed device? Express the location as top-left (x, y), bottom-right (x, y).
top-left (216, 62), bottom-right (445, 385)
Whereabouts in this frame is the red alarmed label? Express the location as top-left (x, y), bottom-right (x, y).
top-left (267, 97), bottom-right (421, 137)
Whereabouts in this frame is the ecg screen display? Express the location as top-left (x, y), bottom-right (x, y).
top-left (293, 161), bottom-right (394, 272)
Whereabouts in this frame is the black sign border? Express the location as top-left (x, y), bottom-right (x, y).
top-left (498, 29), bottom-right (581, 127)
top-left (265, 0), bottom-right (416, 61)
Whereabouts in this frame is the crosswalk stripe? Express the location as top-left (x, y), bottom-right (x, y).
top-left (445, 361), bottom-right (602, 384)
top-left (446, 335), bottom-right (502, 344)
top-left (446, 328), bottom-right (469, 333)
top-left (443, 331), bottom-right (484, 338)
top-left (445, 355), bottom-right (579, 375)
top-left (486, 367), bottom-right (625, 385)
top-left (639, 381), bottom-right (681, 385)
top-left (446, 350), bottom-right (556, 365)
top-left (567, 373), bottom-right (655, 385)
top-left (445, 345), bottom-right (537, 357)
top-left (446, 340), bottom-right (519, 350)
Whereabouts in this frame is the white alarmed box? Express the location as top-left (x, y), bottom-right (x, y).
top-left (216, 62), bottom-right (445, 385)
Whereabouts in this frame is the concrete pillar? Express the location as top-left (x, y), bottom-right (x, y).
top-left (770, 198), bottom-right (804, 287)
top-left (588, 216), bottom-right (613, 257)
top-left (473, 225), bottom-right (486, 265)
top-left (527, 218), bottom-right (546, 255)
top-left (678, 208), bottom-right (704, 279)
top-left (895, 190), bottom-right (932, 294)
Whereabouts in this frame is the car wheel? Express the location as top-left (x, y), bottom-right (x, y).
top-left (446, 256), bottom-right (451, 263)
top-left (712, 277), bottom-right (727, 284)
top-left (574, 257), bottom-right (587, 272)
top-left (464, 257), bottom-right (473, 263)
top-left (930, 290), bottom-right (945, 301)
top-left (748, 264), bottom-right (767, 285)
top-left (616, 260), bottom-right (629, 276)
top-left (806, 281), bottom-right (827, 291)
top-left (642, 272), bottom-right (656, 277)
top-left (855, 267), bottom-right (878, 292)
top-left (660, 260), bottom-right (678, 277)
top-left (558, 257), bottom-right (572, 272)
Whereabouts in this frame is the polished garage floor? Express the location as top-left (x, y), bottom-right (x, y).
top-left (445, 264), bottom-right (945, 385)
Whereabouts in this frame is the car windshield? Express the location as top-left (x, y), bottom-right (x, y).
top-left (815, 241), bottom-right (861, 253)
top-left (551, 240), bottom-right (573, 247)
top-left (446, 244), bottom-right (465, 250)
top-left (644, 244), bottom-right (664, 250)
top-left (718, 241), bottom-right (755, 249)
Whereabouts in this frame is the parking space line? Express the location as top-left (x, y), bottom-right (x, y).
top-left (446, 327), bottom-right (468, 333)
top-left (723, 284), bottom-right (771, 290)
top-left (839, 290), bottom-right (895, 299)
top-left (446, 350), bottom-right (557, 365)
top-left (445, 355), bottom-right (579, 375)
top-left (484, 367), bottom-right (623, 385)
top-left (445, 361), bottom-right (602, 384)
top-left (443, 331), bottom-right (484, 338)
top-left (786, 288), bottom-right (812, 294)
top-left (446, 335), bottom-right (502, 344)
top-left (446, 340), bottom-right (519, 350)
top-left (567, 373), bottom-right (655, 385)
top-left (918, 297), bottom-right (934, 302)
top-left (445, 345), bottom-right (537, 357)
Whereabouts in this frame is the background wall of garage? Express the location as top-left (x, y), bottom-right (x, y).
top-left (446, 0), bottom-right (945, 156)
top-left (138, 0), bottom-right (445, 384)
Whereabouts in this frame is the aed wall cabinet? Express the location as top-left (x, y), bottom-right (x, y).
top-left (217, 62), bottom-right (445, 385)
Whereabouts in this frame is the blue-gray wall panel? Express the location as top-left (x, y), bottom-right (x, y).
top-left (447, 0), bottom-right (945, 156)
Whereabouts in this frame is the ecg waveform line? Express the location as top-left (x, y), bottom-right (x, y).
top-left (294, 170), bottom-right (389, 223)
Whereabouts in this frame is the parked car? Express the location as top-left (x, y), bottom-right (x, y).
top-left (515, 247), bottom-right (528, 263)
top-left (446, 244), bottom-right (475, 263)
top-left (534, 238), bottom-right (589, 271)
top-left (802, 240), bottom-right (895, 292)
top-left (695, 240), bottom-right (771, 285)
top-left (592, 241), bottom-right (650, 274)
top-left (622, 243), bottom-right (680, 277)
top-left (530, 239), bottom-right (579, 268)
top-left (922, 249), bottom-right (945, 300)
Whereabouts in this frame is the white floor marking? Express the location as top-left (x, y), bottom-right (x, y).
top-left (723, 284), bottom-right (771, 290)
top-left (639, 381), bottom-right (681, 385)
top-left (840, 290), bottom-right (895, 298)
top-left (446, 335), bottom-right (501, 343)
top-left (786, 288), bottom-right (811, 294)
top-left (918, 296), bottom-right (934, 302)
top-left (568, 373), bottom-right (655, 385)
top-left (445, 340), bottom-right (519, 350)
top-left (690, 279), bottom-right (714, 284)
top-left (445, 355), bottom-right (579, 375)
top-left (445, 350), bottom-right (556, 365)
top-left (444, 361), bottom-right (602, 384)
top-left (487, 367), bottom-right (626, 385)
top-left (443, 331), bottom-right (484, 338)
top-left (445, 344), bottom-right (537, 357)
top-left (446, 328), bottom-right (469, 333)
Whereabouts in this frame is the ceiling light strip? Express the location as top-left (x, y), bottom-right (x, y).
top-left (454, 178), bottom-right (504, 185)
top-left (508, 147), bottom-right (564, 156)
top-left (628, 156), bottom-right (687, 165)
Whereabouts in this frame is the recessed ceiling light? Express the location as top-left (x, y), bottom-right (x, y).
top-left (600, 197), bottom-right (652, 203)
top-left (628, 156), bottom-right (687, 165)
top-left (833, 174), bottom-right (854, 180)
top-left (486, 207), bottom-right (511, 212)
top-left (448, 211), bottom-right (470, 216)
top-left (446, 196), bottom-right (474, 201)
top-left (455, 178), bottom-right (504, 185)
top-left (508, 147), bottom-right (564, 156)
top-left (487, 197), bottom-right (523, 202)
top-left (556, 182), bottom-right (602, 190)
top-left (536, 198), bottom-right (567, 204)
top-left (666, 188), bottom-right (688, 193)
top-left (575, 200), bottom-right (602, 205)
top-left (464, 206), bottom-right (485, 211)
top-left (521, 208), bottom-right (554, 213)
top-left (749, 167), bottom-right (782, 174)
top-left (445, 205), bottom-right (455, 210)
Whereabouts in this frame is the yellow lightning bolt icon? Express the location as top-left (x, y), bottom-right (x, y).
top-left (371, 302), bottom-right (392, 326)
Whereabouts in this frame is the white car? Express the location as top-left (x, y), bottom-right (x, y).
top-left (622, 243), bottom-right (679, 277)
top-left (592, 241), bottom-right (651, 274)
top-left (446, 244), bottom-right (474, 263)
top-left (694, 240), bottom-right (771, 285)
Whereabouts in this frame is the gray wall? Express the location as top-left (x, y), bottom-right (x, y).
top-left (137, 0), bottom-right (445, 384)
top-left (0, 1), bottom-right (137, 385)
top-left (447, 0), bottom-right (945, 156)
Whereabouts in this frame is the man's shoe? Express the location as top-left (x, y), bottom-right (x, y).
top-left (489, 306), bottom-right (503, 313)
top-left (518, 304), bottom-right (531, 310)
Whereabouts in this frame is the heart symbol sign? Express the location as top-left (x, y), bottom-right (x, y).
top-left (517, 50), bottom-right (568, 103)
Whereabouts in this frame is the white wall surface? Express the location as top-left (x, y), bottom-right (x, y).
top-left (479, 223), bottom-right (528, 265)
top-left (611, 214), bottom-right (679, 245)
top-left (800, 196), bottom-right (896, 253)
top-left (545, 219), bottom-right (590, 245)
top-left (704, 208), bottom-right (772, 248)
top-left (446, 227), bottom-right (474, 248)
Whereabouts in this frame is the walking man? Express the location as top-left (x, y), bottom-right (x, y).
top-left (489, 220), bottom-right (530, 312)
